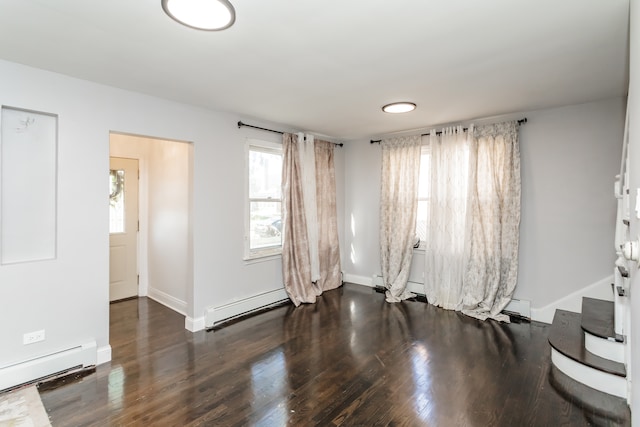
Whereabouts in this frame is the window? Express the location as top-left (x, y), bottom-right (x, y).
top-left (245, 140), bottom-right (283, 259)
top-left (415, 145), bottom-right (431, 249)
top-left (109, 169), bottom-right (125, 233)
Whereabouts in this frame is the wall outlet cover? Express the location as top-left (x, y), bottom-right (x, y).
top-left (23, 330), bottom-right (45, 345)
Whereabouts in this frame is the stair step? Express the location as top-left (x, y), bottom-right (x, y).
top-left (549, 365), bottom-right (631, 425)
top-left (548, 310), bottom-right (626, 377)
top-left (581, 297), bottom-right (623, 342)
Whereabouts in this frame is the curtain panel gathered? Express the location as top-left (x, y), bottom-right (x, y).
top-left (297, 133), bottom-right (320, 282)
top-left (424, 120), bottom-right (521, 322)
top-left (282, 133), bottom-right (341, 306)
top-left (424, 126), bottom-right (471, 310)
top-left (379, 136), bottom-right (422, 303)
top-left (461, 121), bottom-right (521, 321)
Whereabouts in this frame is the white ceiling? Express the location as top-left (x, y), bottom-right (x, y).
top-left (0, 0), bottom-right (630, 139)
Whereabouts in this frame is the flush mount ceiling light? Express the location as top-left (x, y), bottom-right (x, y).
top-left (162, 0), bottom-right (236, 31)
top-left (382, 102), bottom-right (417, 114)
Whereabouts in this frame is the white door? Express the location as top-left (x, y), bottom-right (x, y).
top-left (109, 157), bottom-right (139, 301)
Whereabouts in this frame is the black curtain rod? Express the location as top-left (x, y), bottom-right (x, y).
top-left (369, 118), bottom-right (528, 144)
top-left (238, 121), bottom-right (344, 147)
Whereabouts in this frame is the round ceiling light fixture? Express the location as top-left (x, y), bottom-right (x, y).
top-left (382, 102), bottom-right (417, 114)
top-left (162, 0), bottom-right (236, 31)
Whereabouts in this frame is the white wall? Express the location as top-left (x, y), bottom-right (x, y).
top-left (0, 59), bottom-right (345, 378)
top-left (342, 97), bottom-right (625, 313)
top-left (148, 138), bottom-right (191, 311)
top-left (627, 0), bottom-right (639, 421)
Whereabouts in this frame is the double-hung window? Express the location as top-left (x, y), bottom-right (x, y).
top-left (245, 139), bottom-right (283, 259)
top-left (415, 144), bottom-right (431, 249)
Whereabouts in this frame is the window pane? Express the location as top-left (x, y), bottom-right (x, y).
top-left (416, 200), bottom-right (429, 243)
top-left (110, 169), bottom-right (125, 233)
top-left (418, 150), bottom-right (431, 199)
top-left (250, 201), bottom-right (282, 249)
top-left (249, 149), bottom-right (282, 199)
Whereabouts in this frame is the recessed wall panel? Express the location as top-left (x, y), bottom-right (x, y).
top-left (1, 106), bottom-right (57, 264)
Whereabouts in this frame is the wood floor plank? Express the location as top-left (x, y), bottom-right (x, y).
top-left (37, 283), bottom-right (631, 426)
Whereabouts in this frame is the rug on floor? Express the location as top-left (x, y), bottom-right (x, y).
top-left (0, 386), bottom-right (51, 427)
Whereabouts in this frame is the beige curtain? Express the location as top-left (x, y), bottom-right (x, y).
top-left (298, 133), bottom-right (321, 282)
top-left (380, 136), bottom-right (422, 303)
top-left (461, 121), bottom-right (521, 321)
top-left (282, 133), bottom-right (318, 305)
top-left (315, 140), bottom-right (342, 292)
top-left (282, 134), bottom-right (341, 306)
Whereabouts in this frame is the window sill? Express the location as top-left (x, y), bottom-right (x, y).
top-left (243, 252), bottom-right (282, 265)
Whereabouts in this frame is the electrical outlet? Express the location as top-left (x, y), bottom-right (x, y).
top-left (23, 330), bottom-right (45, 345)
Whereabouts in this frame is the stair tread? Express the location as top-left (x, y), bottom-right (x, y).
top-left (549, 365), bottom-right (631, 425)
top-left (581, 297), bottom-right (622, 341)
top-left (548, 310), bottom-right (626, 377)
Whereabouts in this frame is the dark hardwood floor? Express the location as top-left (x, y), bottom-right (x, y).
top-left (38, 283), bottom-right (631, 426)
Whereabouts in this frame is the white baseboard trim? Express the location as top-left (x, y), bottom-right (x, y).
top-left (531, 275), bottom-right (614, 324)
top-left (148, 287), bottom-right (187, 317)
top-left (343, 273), bottom-right (371, 286)
top-left (185, 316), bottom-right (205, 332)
top-left (96, 345), bottom-right (112, 365)
top-left (205, 288), bottom-right (289, 328)
top-left (551, 347), bottom-right (626, 398)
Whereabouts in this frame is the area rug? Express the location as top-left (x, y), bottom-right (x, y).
top-left (0, 386), bottom-right (51, 427)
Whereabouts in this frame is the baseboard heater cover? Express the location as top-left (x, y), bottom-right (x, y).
top-left (205, 288), bottom-right (289, 328)
top-left (0, 341), bottom-right (97, 392)
top-left (372, 275), bottom-right (428, 303)
top-left (503, 298), bottom-right (531, 320)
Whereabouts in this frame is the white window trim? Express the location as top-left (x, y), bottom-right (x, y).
top-left (244, 138), bottom-right (283, 260)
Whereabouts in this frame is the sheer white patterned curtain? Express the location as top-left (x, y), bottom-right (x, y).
top-left (424, 126), bottom-right (471, 310)
top-left (380, 136), bottom-right (422, 303)
top-left (423, 121), bottom-right (521, 322)
top-left (461, 121), bottom-right (521, 321)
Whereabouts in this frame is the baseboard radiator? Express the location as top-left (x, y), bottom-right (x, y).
top-left (0, 341), bottom-right (97, 392)
top-left (205, 288), bottom-right (289, 328)
top-left (503, 299), bottom-right (531, 320)
top-left (371, 274), bottom-right (425, 297)
top-left (372, 274), bottom-right (530, 319)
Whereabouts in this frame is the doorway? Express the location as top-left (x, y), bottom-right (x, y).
top-left (109, 132), bottom-right (193, 317)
